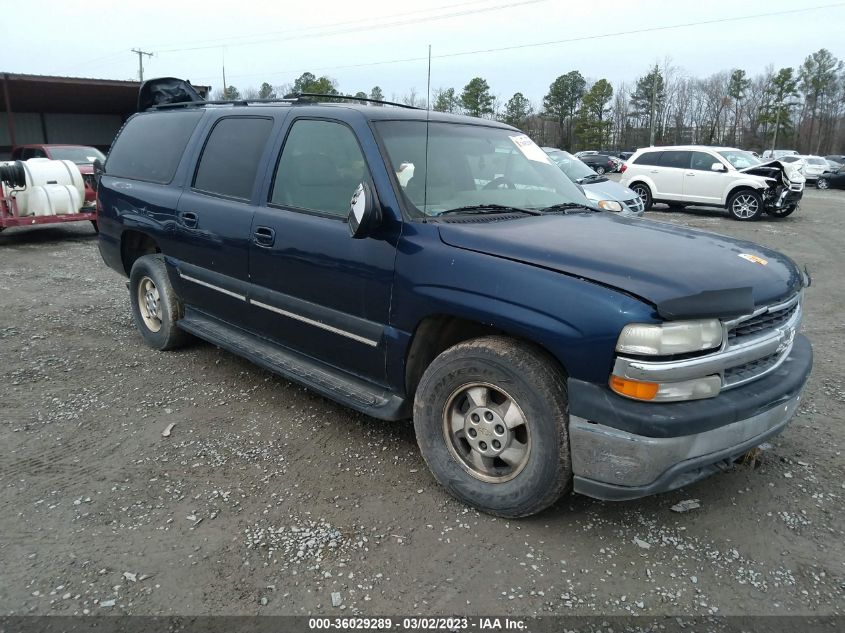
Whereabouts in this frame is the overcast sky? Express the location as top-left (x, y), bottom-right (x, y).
top-left (4, 0), bottom-right (844, 104)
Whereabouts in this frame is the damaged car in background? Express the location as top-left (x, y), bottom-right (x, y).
top-left (621, 146), bottom-right (805, 220)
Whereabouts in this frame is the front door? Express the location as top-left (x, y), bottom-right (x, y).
top-left (683, 151), bottom-right (727, 205)
top-left (248, 116), bottom-right (398, 383)
top-left (173, 115), bottom-right (276, 328)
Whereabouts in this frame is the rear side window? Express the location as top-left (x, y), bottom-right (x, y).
top-left (106, 111), bottom-right (203, 184)
top-left (659, 151), bottom-right (691, 169)
top-left (633, 151), bottom-right (662, 166)
top-left (193, 117), bottom-right (274, 200)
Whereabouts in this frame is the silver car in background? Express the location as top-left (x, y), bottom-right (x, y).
top-left (543, 148), bottom-right (644, 216)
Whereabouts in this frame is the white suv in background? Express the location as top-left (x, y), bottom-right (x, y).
top-left (620, 145), bottom-right (805, 220)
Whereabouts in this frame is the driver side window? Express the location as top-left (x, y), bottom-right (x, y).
top-left (691, 152), bottom-right (718, 171)
top-left (271, 119), bottom-right (370, 217)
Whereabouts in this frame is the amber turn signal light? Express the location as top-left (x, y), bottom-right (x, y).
top-left (609, 375), bottom-right (659, 401)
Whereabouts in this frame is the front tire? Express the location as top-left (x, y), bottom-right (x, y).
top-left (766, 204), bottom-right (797, 218)
top-left (817, 177), bottom-right (830, 190)
top-left (630, 182), bottom-right (653, 211)
top-left (727, 190), bottom-right (763, 221)
top-left (128, 254), bottom-right (189, 350)
top-left (413, 336), bottom-right (571, 518)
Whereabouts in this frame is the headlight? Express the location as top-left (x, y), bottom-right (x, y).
top-left (616, 319), bottom-right (723, 356)
top-left (597, 200), bottom-right (623, 211)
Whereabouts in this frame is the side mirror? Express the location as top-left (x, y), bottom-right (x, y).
top-left (348, 182), bottom-right (381, 239)
top-left (93, 158), bottom-right (105, 176)
top-left (711, 162), bottom-right (726, 172)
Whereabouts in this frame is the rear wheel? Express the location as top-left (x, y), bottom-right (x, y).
top-left (413, 336), bottom-right (571, 518)
top-left (128, 254), bottom-right (190, 350)
top-left (727, 190), bottom-right (763, 221)
top-left (630, 183), bottom-right (653, 211)
top-left (594, 165), bottom-right (607, 175)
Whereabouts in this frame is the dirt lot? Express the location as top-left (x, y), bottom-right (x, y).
top-left (1, 190), bottom-right (843, 619)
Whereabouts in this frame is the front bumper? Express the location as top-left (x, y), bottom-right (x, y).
top-left (568, 334), bottom-right (812, 500)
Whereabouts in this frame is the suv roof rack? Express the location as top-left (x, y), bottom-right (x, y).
top-left (149, 93), bottom-right (422, 111)
top-left (292, 92), bottom-right (422, 110)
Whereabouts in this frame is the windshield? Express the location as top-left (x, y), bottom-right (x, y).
top-left (49, 146), bottom-right (106, 165)
top-left (717, 150), bottom-right (761, 169)
top-left (544, 149), bottom-right (598, 182)
top-left (375, 121), bottom-right (592, 216)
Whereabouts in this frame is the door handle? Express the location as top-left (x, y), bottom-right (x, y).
top-left (180, 211), bottom-right (198, 228)
top-left (253, 226), bottom-right (275, 247)
top-left (649, 169), bottom-right (659, 174)
top-left (686, 172), bottom-right (696, 176)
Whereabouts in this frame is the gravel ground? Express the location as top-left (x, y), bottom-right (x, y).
top-left (0, 189), bottom-right (843, 618)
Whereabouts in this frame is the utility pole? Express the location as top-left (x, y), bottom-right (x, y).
top-left (131, 49), bottom-right (153, 82)
top-left (649, 65), bottom-right (658, 146)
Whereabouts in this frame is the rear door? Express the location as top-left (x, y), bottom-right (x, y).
top-left (172, 115), bottom-right (277, 327)
top-left (654, 150), bottom-right (691, 199)
top-left (247, 114), bottom-right (398, 383)
top-left (683, 151), bottom-right (727, 205)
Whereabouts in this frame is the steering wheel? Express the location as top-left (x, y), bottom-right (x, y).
top-left (483, 176), bottom-right (516, 190)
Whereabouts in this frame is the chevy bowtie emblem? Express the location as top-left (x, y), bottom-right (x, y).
top-left (738, 253), bottom-right (768, 266)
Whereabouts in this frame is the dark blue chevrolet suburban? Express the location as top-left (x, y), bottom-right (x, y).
top-left (96, 79), bottom-right (812, 517)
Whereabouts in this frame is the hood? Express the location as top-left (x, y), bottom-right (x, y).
top-left (581, 179), bottom-right (639, 202)
top-left (739, 159), bottom-right (806, 184)
top-left (438, 213), bottom-right (803, 317)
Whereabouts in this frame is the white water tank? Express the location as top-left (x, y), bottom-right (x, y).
top-left (28, 185), bottom-right (82, 216)
top-left (2, 158), bottom-right (85, 216)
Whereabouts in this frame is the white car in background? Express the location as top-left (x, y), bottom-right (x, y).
top-left (799, 155), bottom-right (829, 182)
top-left (620, 145), bottom-right (805, 220)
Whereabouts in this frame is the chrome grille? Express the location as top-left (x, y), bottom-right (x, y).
top-left (728, 301), bottom-right (799, 342)
top-left (623, 197), bottom-right (644, 213)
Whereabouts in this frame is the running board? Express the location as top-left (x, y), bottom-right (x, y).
top-left (178, 309), bottom-right (409, 421)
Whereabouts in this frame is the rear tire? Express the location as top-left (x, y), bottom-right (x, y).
top-left (594, 166), bottom-right (607, 175)
top-left (128, 254), bottom-right (190, 350)
top-left (727, 190), bottom-right (763, 221)
top-left (413, 336), bottom-right (571, 518)
top-left (630, 183), bottom-right (653, 211)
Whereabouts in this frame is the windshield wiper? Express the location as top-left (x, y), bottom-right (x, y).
top-left (538, 202), bottom-right (597, 214)
top-left (580, 173), bottom-right (607, 183)
top-left (437, 204), bottom-right (542, 216)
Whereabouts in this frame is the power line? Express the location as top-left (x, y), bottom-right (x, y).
top-left (153, 0), bottom-right (549, 54)
top-left (149, 0), bottom-right (517, 52)
top-left (205, 2), bottom-right (845, 83)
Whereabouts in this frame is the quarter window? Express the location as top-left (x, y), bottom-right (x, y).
top-left (193, 117), bottom-right (274, 199)
top-left (659, 151), bottom-right (691, 169)
top-left (106, 111), bottom-right (203, 184)
top-left (271, 119), bottom-right (370, 217)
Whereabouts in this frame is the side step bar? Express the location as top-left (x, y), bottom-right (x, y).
top-left (178, 309), bottom-right (409, 421)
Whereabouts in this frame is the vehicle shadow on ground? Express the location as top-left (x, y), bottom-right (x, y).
top-left (649, 204), bottom-right (799, 222)
top-left (0, 224), bottom-right (98, 246)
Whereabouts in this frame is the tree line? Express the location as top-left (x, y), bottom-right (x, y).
top-left (213, 48), bottom-right (845, 155)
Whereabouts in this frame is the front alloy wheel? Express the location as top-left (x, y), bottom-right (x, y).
top-left (443, 382), bottom-right (531, 483)
top-left (817, 178), bottom-right (829, 190)
top-left (728, 190), bottom-right (763, 220)
top-left (413, 336), bottom-right (572, 517)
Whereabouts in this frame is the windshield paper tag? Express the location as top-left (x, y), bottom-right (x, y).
top-left (738, 253), bottom-right (768, 266)
top-left (510, 134), bottom-right (552, 164)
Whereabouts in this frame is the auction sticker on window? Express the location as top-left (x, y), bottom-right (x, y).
top-left (509, 134), bottom-right (552, 164)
